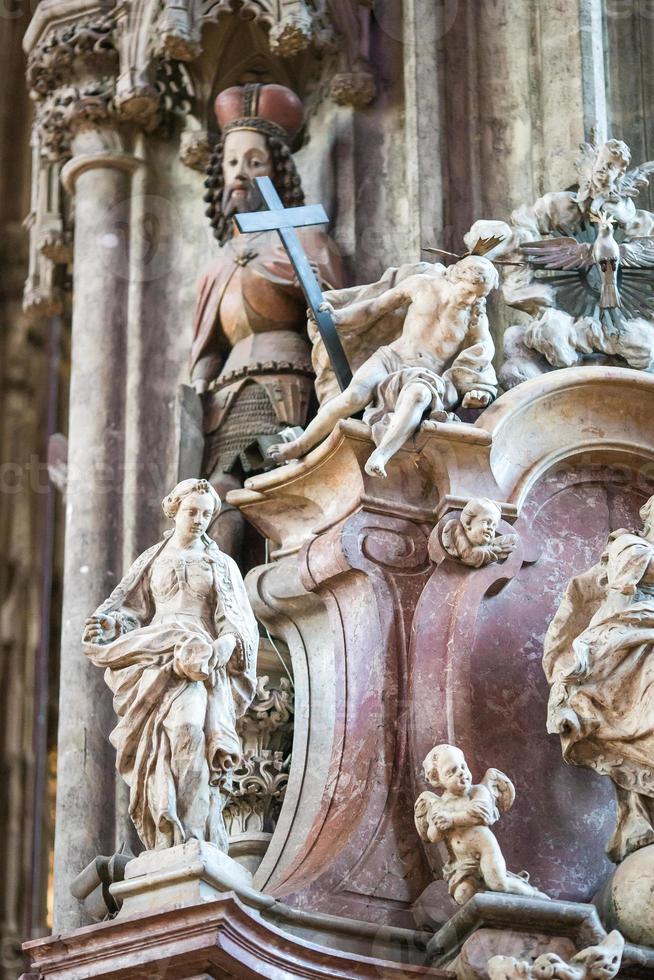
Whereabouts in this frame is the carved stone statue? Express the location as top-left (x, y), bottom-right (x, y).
top-left (466, 137), bottom-right (654, 388)
top-left (543, 495), bottom-right (654, 863)
top-left (82, 478), bottom-right (259, 853)
top-left (487, 931), bottom-right (624, 980)
top-left (437, 498), bottom-right (518, 568)
top-left (268, 255), bottom-right (499, 478)
top-left (414, 743), bottom-right (549, 905)
top-left (191, 83), bottom-right (344, 553)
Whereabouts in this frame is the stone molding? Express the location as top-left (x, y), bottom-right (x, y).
top-left (22, 893), bottom-right (439, 978)
top-left (60, 148), bottom-right (144, 191)
top-left (232, 367), bottom-right (654, 557)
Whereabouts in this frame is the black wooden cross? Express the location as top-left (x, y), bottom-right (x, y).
top-left (233, 175), bottom-right (353, 391)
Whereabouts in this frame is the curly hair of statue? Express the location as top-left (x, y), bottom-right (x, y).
top-left (203, 129), bottom-right (305, 245)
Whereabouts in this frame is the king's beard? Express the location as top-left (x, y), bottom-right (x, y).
top-left (221, 180), bottom-right (265, 219)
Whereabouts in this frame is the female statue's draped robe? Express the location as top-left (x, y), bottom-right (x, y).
top-left (544, 529), bottom-right (654, 862)
top-left (83, 532), bottom-right (258, 851)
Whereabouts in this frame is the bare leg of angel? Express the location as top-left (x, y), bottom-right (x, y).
top-left (268, 355), bottom-right (388, 463)
top-left (480, 840), bottom-right (548, 899)
top-left (365, 381), bottom-right (434, 478)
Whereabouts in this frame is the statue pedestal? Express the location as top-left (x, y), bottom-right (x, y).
top-left (111, 840), bottom-right (253, 919)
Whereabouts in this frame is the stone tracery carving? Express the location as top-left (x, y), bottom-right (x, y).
top-left (414, 743), bottom-right (549, 906)
top-left (543, 494), bottom-right (654, 864)
top-left (224, 662), bottom-right (294, 850)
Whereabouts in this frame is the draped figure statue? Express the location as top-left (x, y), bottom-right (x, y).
top-left (82, 479), bottom-right (259, 852)
top-left (544, 495), bottom-right (654, 862)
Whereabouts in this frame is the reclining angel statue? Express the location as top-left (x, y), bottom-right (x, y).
top-left (544, 494), bottom-right (654, 863)
top-left (414, 743), bottom-right (549, 905)
top-left (267, 254), bottom-right (499, 478)
top-left (82, 478), bottom-right (259, 853)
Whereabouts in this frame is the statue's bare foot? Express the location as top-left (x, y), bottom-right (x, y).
top-left (267, 441), bottom-right (303, 464)
top-left (364, 450), bottom-right (388, 479)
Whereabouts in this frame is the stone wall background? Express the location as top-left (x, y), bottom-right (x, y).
top-left (0, 3), bottom-right (67, 977)
top-left (2, 0), bottom-right (654, 972)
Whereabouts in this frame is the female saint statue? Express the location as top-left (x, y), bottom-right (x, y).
top-left (544, 495), bottom-right (654, 862)
top-left (82, 479), bottom-right (259, 852)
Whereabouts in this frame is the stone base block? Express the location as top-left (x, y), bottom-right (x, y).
top-left (110, 839), bottom-right (253, 919)
top-left (426, 893), bottom-right (654, 980)
top-left (22, 895), bottom-right (443, 979)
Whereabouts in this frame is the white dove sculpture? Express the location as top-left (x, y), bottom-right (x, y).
top-left (520, 209), bottom-right (654, 314)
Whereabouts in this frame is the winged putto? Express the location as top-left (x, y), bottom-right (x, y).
top-left (414, 743), bottom-right (549, 906)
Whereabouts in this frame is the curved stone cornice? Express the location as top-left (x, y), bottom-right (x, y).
top-left (22, 892), bottom-right (437, 978)
top-left (229, 367), bottom-right (654, 555)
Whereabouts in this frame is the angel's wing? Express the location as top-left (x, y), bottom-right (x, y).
top-left (481, 768), bottom-right (516, 814)
top-left (620, 237), bottom-right (654, 267)
top-left (414, 790), bottom-right (440, 841)
top-left (617, 161), bottom-right (654, 200)
top-left (574, 140), bottom-right (598, 202)
top-left (520, 237), bottom-right (594, 270)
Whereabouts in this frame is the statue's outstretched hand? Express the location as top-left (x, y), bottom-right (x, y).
top-left (462, 389), bottom-right (493, 409)
top-left (83, 614), bottom-right (117, 644)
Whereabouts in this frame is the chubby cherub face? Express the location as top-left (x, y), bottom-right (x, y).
top-left (463, 504), bottom-right (499, 546)
top-left (434, 747), bottom-right (472, 797)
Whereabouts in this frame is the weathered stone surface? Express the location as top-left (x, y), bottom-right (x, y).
top-left (595, 844), bottom-right (654, 947)
top-left (22, 895), bottom-right (443, 978)
top-left (230, 367), bottom-right (654, 926)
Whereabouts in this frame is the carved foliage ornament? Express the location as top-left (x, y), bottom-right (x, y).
top-left (487, 931), bottom-right (624, 980)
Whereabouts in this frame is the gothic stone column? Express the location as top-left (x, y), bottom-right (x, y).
top-left (23, 9), bottom-right (146, 930)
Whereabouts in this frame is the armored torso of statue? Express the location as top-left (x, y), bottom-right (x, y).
top-left (191, 83), bottom-right (344, 555)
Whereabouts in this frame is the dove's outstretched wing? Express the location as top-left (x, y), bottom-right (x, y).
top-left (617, 161), bottom-right (654, 200)
top-left (520, 238), bottom-right (594, 270)
top-left (520, 239), bottom-right (596, 317)
top-left (481, 768), bottom-right (516, 814)
top-left (616, 237), bottom-right (654, 319)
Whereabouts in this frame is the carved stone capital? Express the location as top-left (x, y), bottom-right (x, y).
top-left (26, 12), bottom-right (117, 98)
top-left (268, 5), bottom-right (315, 57)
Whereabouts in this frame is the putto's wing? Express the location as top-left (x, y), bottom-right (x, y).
top-left (574, 140), bottom-right (598, 202)
top-left (481, 768), bottom-right (516, 814)
top-left (617, 161), bottom-right (654, 200)
top-left (414, 790), bottom-right (440, 840)
top-left (521, 238), bottom-right (593, 270)
top-left (620, 237), bottom-right (654, 268)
